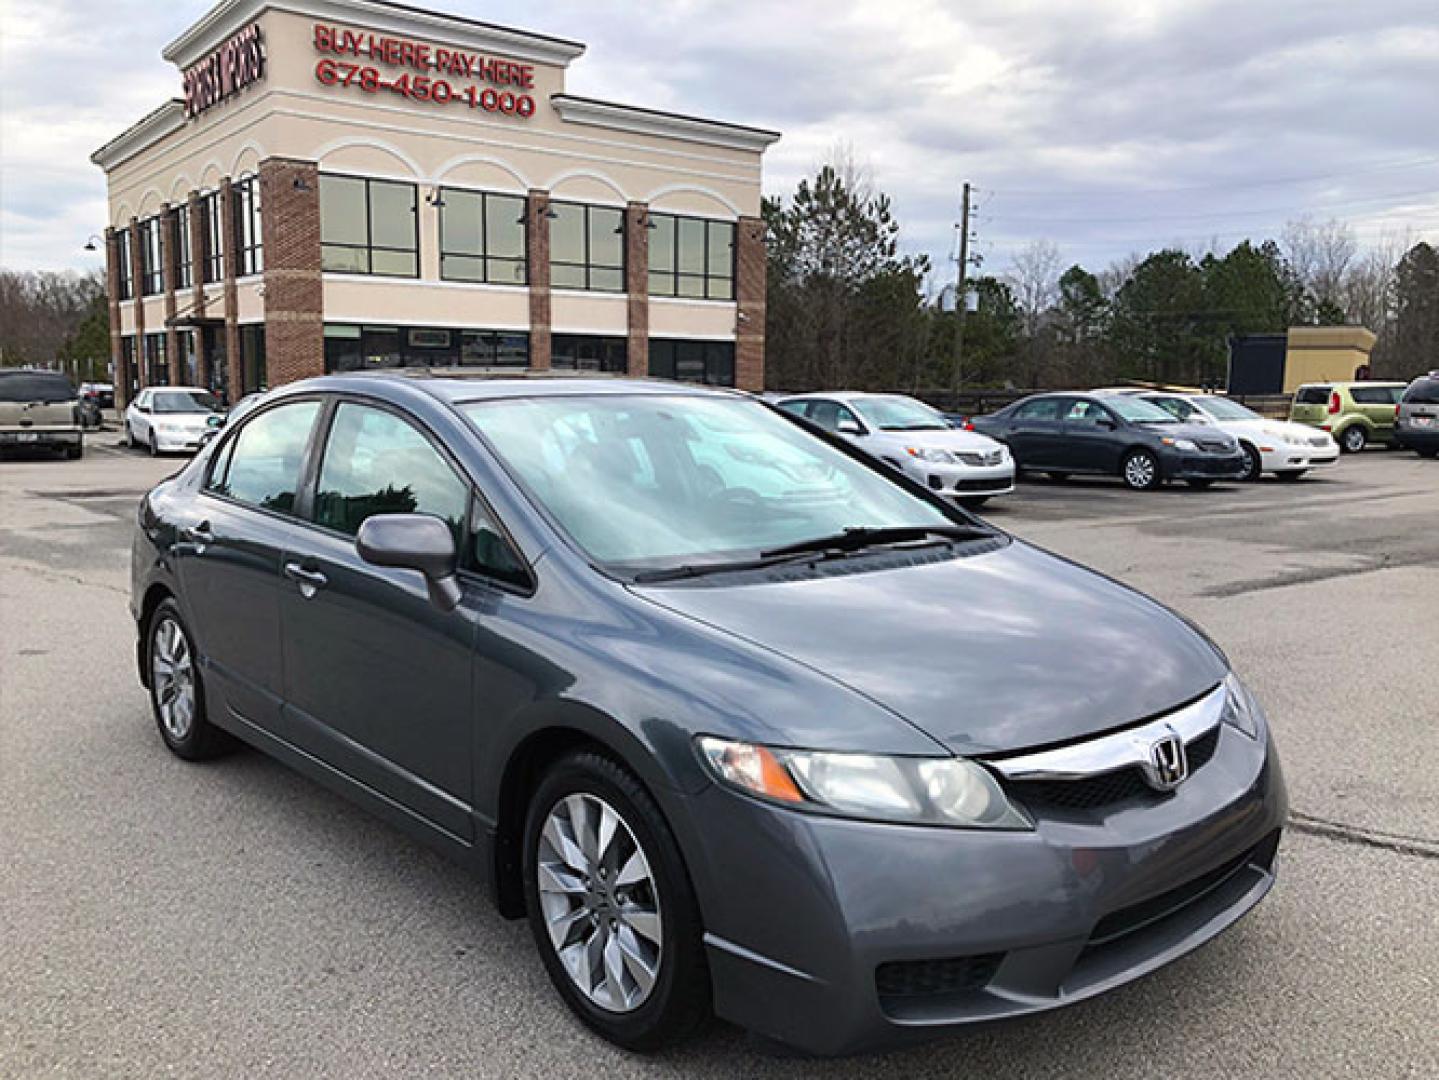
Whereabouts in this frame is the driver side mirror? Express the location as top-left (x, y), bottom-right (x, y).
top-left (356, 513), bottom-right (462, 611)
top-left (206, 414), bottom-right (226, 429)
top-left (837, 419), bottom-right (864, 436)
top-left (136, 402), bottom-right (152, 414)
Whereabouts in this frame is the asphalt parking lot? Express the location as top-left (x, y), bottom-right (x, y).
top-left (2, 438), bottom-right (1436, 1079)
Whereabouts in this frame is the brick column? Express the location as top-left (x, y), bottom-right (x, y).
top-left (104, 228), bottom-right (127, 409)
top-left (259, 158), bottom-right (323, 386)
top-left (735, 215), bottom-right (767, 392)
top-left (160, 203), bottom-right (182, 386)
top-left (186, 191), bottom-right (209, 388)
top-left (526, 189), bottom-right (552, 370)
top-left (128, 218), bottom-right (147, 389)
top-left (624, 202), bottom-right (649, 378)
top-left (221, 178), bottom-right (242, 402)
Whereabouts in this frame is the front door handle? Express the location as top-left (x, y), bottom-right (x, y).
top-left (181, 521), bottom-right (214, 548)
top-left (283, 562), bottom-right (329, 598)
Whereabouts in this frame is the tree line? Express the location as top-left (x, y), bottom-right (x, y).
top-left (764, 162), bottom-right (1439, 396)
top-left (0, 269), bottom-right (110, 382)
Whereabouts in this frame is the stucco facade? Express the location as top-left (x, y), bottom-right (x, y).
top-left (92, 0), bottom-right (778, 406)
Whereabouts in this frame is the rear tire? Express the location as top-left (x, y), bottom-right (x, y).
top-left (66, 444), bottom-right (83, 460)
top-left (1121, 449), bottom-right (1161, 491)
top-left (145, 599), bottom-right (235, 761)
top-left (148, 432), bottom-right (160, 458)
top-left (1340, 426), bottom-right (1367, 453)
top-left (1238, 444), bottom-right (1263, 482)
top-left (1417, 448), bottom-right (1438, 459)
top-left (523, 751), bottom-right (709, 1052)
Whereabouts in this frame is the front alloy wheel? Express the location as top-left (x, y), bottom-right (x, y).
top-left (1239, 444), bottom-right (1263, 481)
top-left (146, 599), bottom-right (234, 761)
top-left (1122, 449), bottom-right (1161, 490)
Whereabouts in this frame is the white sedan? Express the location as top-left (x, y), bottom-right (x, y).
top-left (776, 392), bottom-right (1015, 505)
top-left (1140, 392), bottom-right (1339, 481)
top-left (124, 387), bottom-right (225, 456)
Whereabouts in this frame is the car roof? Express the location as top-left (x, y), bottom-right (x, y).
top-left (144, 386), bottom-right (212, 393)
top-left (282, 372), bottom-right (747, 407)
top-left (777, 390), bottom-right (908, 404)
top-left (1297, 380), bottom-right (1404, 389)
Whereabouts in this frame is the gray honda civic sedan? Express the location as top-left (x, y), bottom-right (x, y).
top-left (131, 373), bottom-right (1285, 1055)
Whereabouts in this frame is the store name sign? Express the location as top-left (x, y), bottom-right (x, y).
top-left (312, 25), bottom-right (538, 118)
top-left (183, 23), bottom-right (266, 119)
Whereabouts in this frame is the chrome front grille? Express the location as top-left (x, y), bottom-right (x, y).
top-left (957, 450), bottom-right (1004, 467)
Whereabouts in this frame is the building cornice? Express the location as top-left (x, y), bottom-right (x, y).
top-left (551, 95), bottom-right (781, 155)
top-left (90, 100), bottom-right (189, 172)
top-left (162, 0), bottom-right (586, 70)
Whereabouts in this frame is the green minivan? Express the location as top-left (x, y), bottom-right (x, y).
top-left (1289, 381), bottom-right (1406, 453)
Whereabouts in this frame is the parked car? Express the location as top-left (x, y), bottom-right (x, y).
top-left (1288, 381), bottom-right (1405, 452)
top-left (1138, 392), bottom-right (1339, 481)
top-left (132, 374), bottom-right (1285, 1055)
top-left (776, 392), bottom-right (1015, 505)
top-left (0, 369), bottom-right (84, 459)
top-left (971, 392), bottom-right (1246, 489)
top-left (124, 387), bottom-right (225, 456)
top-left (80, 381), bottom-right (116, 409)
top-left (1394, 372), bottom-right (1439, 458)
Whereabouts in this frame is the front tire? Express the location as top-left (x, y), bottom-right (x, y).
top-left (148, 431), bottom-right (160, 457)
top-left (146, 600), bottom-right (235, 761)
top-left (523, 751), bottom-right (709, 1051)
top-left (1121, 449), bottom-right (1161, 491)
top-left (1238, 444), bottom-right (1263, 482)
top-left (1340, 426), bottom-right (1367, 453)
top-left (124, 422), bottom-right (135, 449)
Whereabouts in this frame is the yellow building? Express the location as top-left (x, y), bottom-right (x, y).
top-left (1282, 326), bottom-right (1377, 392)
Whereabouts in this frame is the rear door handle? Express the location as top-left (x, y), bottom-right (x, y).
top-left (283, 562), bottom-right (329, 598)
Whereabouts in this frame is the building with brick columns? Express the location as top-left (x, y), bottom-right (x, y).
top-left (90, 0), bottom-right (779, 409)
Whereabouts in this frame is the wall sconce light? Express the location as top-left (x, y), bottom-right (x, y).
top-left (292, 176), bottom-right (313, 192)
top-left (83, 235), bottom-right (103, 252)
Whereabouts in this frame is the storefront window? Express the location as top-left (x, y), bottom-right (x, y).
top-left (550, 202), bottom-right (624, 292)
top-left (173, 205), bottom-right (193, 291)
top-left (120, 336), bottom-right (138, 397)
top-left (440, 189), bottom-right (527, 285)
top-left (233, 177), bottom-right (263, 277)
top-left (553, 334), bottom-right (627, 373)
top-left (201, 191), bottom-right (224, 283)
top-left (321, 175), bottom-right (419, 277)
top-left (324, 324), bottom-right (529, 371)
top-left (240, 325), bottom-right (267, 393)
top-left (177, 330), bottom-right (198, 385)
top-left (648, 214), bottom-right (734, 300)
top-left (139, 217), bottom-right (164, 295)
top-left (143, 332), bottom-right (168, 385)
top-left (649, 339), bottom-right (735, 386)
top-left (115, 230), bottom-right (134, 300)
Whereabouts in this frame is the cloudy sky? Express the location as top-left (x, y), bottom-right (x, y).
top-left (3, 0), bottom-right (1438, 282)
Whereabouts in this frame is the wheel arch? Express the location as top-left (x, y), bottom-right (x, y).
top-left (135, 583), bottom-right (177, 688)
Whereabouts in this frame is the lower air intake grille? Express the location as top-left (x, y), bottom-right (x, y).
top-left (875, 953), bottom-right (1004, 999)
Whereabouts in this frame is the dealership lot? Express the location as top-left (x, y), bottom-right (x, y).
top-left (2, 441), bottom-right (1435, 1078)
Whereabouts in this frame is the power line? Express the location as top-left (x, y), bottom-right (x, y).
top-left (983, 186), bottom-right (1439, 226)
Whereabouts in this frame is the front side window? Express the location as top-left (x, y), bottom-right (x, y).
top-left (648, 214), bottom-right (734, 300)
top-left (173, 205), bottom-right (193, 290)
top-left (462, 394), bottom-right (952, 571)
top-left (440, 189), bottom-right (526, 285)
top-left (201, 191), bottom-right (224, 283)
top-left (1066, 400), bottom-right (1114, 425)
top-left (804, 399), bottom-right (862, 433)
top-left (115, 229), bottom-right (134, 300)
top-left (321, 175), bottom-right (418, 277)
top-left (313, 403), bottom-right (468, 542)
top-left (139, 217), bottom-right (163, 295)
top-left (549, 202), bottom-right (624, 292)
top-left (233, 177), bottom-right (263, 276)
top-left (207, 400), bottom-right (321, 515)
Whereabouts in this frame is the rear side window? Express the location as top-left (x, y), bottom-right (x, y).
top-left (1294, 386), bottom-right (1330, 405)
top-left (206, 400), bottom-right (322, 515)
top-left (0, 372), bottom-right (75, 402)
top-left (1014, 398), bottom-right (1061, 420)
top-left (1350, 386), bottom-right (1402, 405)
top-left (1401, 378), bottom-right (1439, 405)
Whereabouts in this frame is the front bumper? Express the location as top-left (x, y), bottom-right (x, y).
top-left (151, 429), bottom-right (206, 453)
top-left (1259, 444), bottom-right (1339, 471)
top-left (909, 460), bottom-right (1017, 500)
top-left (1163, 452), bottom-right (1246, 481)
top-left (689, 723), bottom-right (1286, 1055)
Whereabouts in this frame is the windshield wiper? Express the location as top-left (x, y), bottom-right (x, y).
top-left (631, 550), bottom-right (820, 583)
top-left (759, 524), bottom-right (989, 560)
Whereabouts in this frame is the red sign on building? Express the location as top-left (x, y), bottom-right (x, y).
top-left (183, 23), bottom-right (266, 119)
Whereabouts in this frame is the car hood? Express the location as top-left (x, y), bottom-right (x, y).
top-left (1217, 418), bottom-right (1332, 442)
top-left (864, 427), bottom-right (1005, 453)
top-left (631, 541), bottom-right (1227, 756)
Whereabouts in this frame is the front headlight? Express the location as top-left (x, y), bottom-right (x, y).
top-left (905, 447), bottom-right (956, 464)
top-left (1162, 437), bottom-right (1198, 451)
top-left (1221, 672), bottom-right (1266, 740)
top-left (696, 736), bottom-right (1032, 829)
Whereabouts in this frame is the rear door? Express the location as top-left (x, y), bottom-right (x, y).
top-left (1006, 397), bottom-right (1065, 468)
top-left (1289, 385), bottom-right (1331, 427)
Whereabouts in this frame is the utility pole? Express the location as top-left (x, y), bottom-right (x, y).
top-left (950, 182), bottom-right (974, 393)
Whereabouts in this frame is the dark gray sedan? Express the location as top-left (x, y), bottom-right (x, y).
top-left (131, 374), bottom-right (1285, 1055)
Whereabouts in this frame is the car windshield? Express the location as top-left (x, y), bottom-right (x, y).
top-left (462, 394), bottom-right (955, 572)
top-left (152, 391), bottom-right (222, 414)
top-left (1104, 397), bottom-right (1179, 423)
top-left (0, 373), bottom-right (75, 403)
top-left (850, 396), bottom-right (949, 431)
top-left (1195, 397), bottom-right (1261, 421)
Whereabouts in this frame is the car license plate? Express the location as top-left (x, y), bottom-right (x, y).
top-left (17, 432), bottom-right (38, 443)
top-left (1414, 416), bottom-right (1433, 427)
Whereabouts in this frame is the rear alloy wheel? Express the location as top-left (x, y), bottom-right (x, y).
top-left (1121, 449), bottom-right (1161, 491)
top-left (524, 752), bottom-right (709, 1051)
top-left (146, 600), bottom-right (234, 761)
top-left (1340, 426), bottom-right (1367, 453)
top-left (1238, 444), bottom-right (1263, 482)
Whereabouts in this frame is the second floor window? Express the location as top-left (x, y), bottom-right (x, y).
top-left (320, 175), bottom-right (419, 277)
top-left (173, 204), bottom-right (193, 290)
top-left (550, 202), bottom-right (624, 292)
top-left (648, 214), bottom-right (734, 300)
top-left (115, 229), bottom-right (134, 300)
top-left (139, 217), bottom-right (163, 295)
top-left (201, 191), bottom-right (224, 283)
top-left (233, 176), bottom-right (263, 276)
top-left (439, 189), bottom-right (526, 285)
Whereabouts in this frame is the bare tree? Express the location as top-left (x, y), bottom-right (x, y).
top-left (1005, 239), bottom-right (1062, 333)
top-left (1282, 217), bottom-right (1358, 315)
